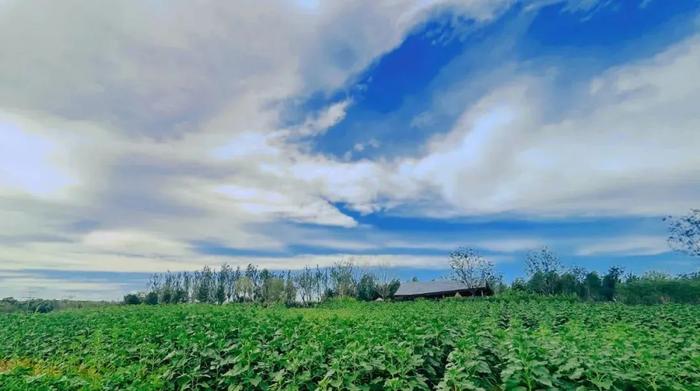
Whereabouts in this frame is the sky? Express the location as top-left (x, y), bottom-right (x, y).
top-left (1, 0), bottom-right (699, 300)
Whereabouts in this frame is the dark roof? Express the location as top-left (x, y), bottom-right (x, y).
top-left (395, 281), bottom-right (474, 296)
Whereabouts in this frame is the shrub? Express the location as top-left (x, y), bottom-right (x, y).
top-left (617, 278), bottom-right (700, 304)
top-left (144, 291), bottom-right (159, 305)
top-left (123, 294), bottom-right (142, 305)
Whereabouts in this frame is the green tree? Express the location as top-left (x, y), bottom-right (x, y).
top-left (144, 291), bottom-right (159, 305)
top-left (330, 261), bottom-right (357, 297)
top-left (511, 278), bottom-right (527, 291)
top-left (601, 266), bottom-right (624, 301)
top-left (583, 272), bottom-right (602, 300)
top-left (525, 247), bottom-right (562, 295)
top-left (527, 272), bottom-right (548, 294)
top-left (357, 274), bottom-right (378, 301)
top-left (284, 271), bottom-right (297, 306)
top-left (262, 277), bottom-right (286, 303)
top-left (558, 272), bottom-right (578, 296)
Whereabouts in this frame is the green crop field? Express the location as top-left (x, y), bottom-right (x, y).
top-left (1, 299), bottom-right (699, 390)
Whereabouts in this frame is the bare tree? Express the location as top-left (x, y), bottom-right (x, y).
top-left (374, 262), bottom-right (400, 299)
top-left (448, 247), bottom-right (496, 288)
top-left (284, 271), bottom-right (296, 306)
top-left (330, 261), bottom-right (356, 297)
top-left (316, 266), bottom-right (329, 300)
top-left (235, 276), bottom-right (254, 302)
top-left (526, 247), bottom-right (561, 275)
top-left (296, 266), bottom-right (316, 306)
top-left (665, 209), bottom-right (700, 257)
top-left (524, 247), bottom-right (562, 295)
top-left (224, 266), bottom-right (239, 302)
top-left (215, 265), bottom-right (229, 304)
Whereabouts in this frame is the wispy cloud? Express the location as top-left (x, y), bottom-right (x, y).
top-left (575, 235), bottom-right (671, 257)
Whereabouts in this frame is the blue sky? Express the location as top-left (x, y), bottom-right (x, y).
top-left (1, 0), bottom-right (699, 299)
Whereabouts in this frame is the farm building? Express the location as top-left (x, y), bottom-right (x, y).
top-left (394, 281), bottom-right (493, 300)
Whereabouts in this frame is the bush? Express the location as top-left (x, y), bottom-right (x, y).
top-left (23, 299), bottom-right (55, 313)
top-left (617, 277), bottom-right (700, 305)
top-left (144, 291), bottom-right (159, 305)
top-left (489, 290), bottom-right (579, 303)
top-left (123, 294), bottom-right (142, 305)
top-left (317, 296), bottom-right (359, 309)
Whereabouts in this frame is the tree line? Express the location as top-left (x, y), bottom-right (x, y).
top-left (125, 247), bottom-right (700, 307)
top-left (0, 297), bottom-right (110, 314)
top-left (124, 262), bottom-right (400, 306)
top-left (510, 247), bottom-right (700, 304)
top-left (508, 210), bottom-right (700, 304)
top-left (442, 243), bottom-right (700, 304)
top-left (123, 209), bottom-right (700, 306)
top-left (420, 209), bottom-right (700, 304)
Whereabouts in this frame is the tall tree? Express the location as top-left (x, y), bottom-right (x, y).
top-left (583, 272), bottom-right (602, 300)
top-left (448, 247), bottom-right (497, 288)
top-left (296, 266), bottom-right (316, 305)
top-left (601, 266), bottom-right (624, 301)
top-left (215, 265), bottom-right (228, 305)
top-left (357, 274), bottom-right (378, 301)
top-left (284, 271), bottom-right (297, 306)
top-left (526, 247), bottom-right (561, 275)
top-left (525, 247), bottom-right (562, 295)
top-left (245, 264), bottom-right (260, 301)
top-left (195, 266), bottom-right (215, 303)
top-left (235, 276), bottom-right (254, 302)
top-left (330, 261), bottom-right (357, 297)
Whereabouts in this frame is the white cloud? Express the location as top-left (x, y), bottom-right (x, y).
top-left (81, 230), bottom-right (190, 258)
top-left (0, 0), bottom-right (503, 138)
top-left (0, 243), bottom-right (447, 273)
top-left (213, 184), bottom-right (357, 227)
top-left (0, 1), bottom-right (698, 299)
top-left (575, 235), bottom-right (670, 256)
top-left (475, 238), bottom-right (545, 253)
top-left (291, 100), bottom-right (352, 138)
top-left (0, 115), bottom-right (77, 198)
top-left (384, 35), bottom-right (700, 217)
top-left (0, 270), bottom-right (135, 300)
top-left (380, 237), bottom-right (544, 253)
top-left (1, 0), bottom-right (514, 289)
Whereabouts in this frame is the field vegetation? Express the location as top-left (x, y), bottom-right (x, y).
top-left (0, 298), bottom-right (114, 314)
top-left (1, 298), bottom-right (699, 390)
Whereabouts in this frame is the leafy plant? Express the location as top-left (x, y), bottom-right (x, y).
top-left (1, 299), bottom-right (699, 390)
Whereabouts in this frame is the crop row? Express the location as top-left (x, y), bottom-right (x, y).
top-left (1, 300), bottom-right (699, 390)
